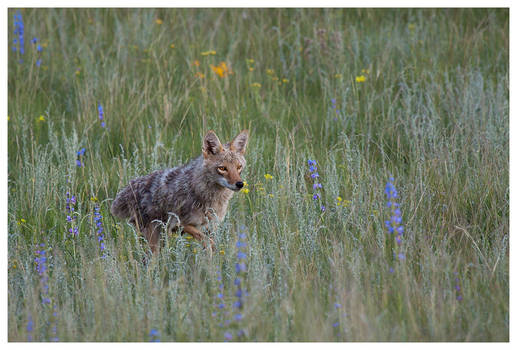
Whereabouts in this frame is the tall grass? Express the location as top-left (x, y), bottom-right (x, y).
top-left (8, 8), bottom-right (508, 341)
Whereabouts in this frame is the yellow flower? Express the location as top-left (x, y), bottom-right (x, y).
top-left (170, 44), bottom-right (175, 49)
top-left (361, 69), bottom-right (370, 75)
top-left (251, 82), bottom-right (261, 88)
top-left (7, 116), bottom-right (10, 121)
top-left (210, 62), bottom-right (230, 78)
top-left (269, 194), bottom-right (274, 198)
top-left (193, 248), bottom-right (197, 254)
top-left (249, 67), bottom-right (255, 72)
top-left (194, 72), bottom-right (205, 79)
top-left (246, 58), bottom-right (255, 64)
top-left (337, 196), bottom-right (342, 202)
top-left (21, 218), bottom-right (26, 223)
top-left (266, 69), bottom-right (274, 75)
top-left (91, 196), bottom-right (98, 202)
top-left (355, 75), bottom-right (366, 83)
top-left (185, 235), bottom-right (193, 240)
top-left (193, 60), bottom-right (200, 67)
top-left (38, 115), bottom-right (45, 122)
top-left (342, 200), bottom-right (352, 207)
top-left (186, 244), bottom-right (190, 247)
top-left (264, 173), bottom-right (273, 180)
top-left (219, 250), bottom-right (225, 256)
top-left (241, 181), bottom-right (249, 194)
top-left (155, 19), bottom-right (163, 25)
top-left (282, 78), bottom-right (289, 83)
top-left (201, 50), bottom-right (216, 56)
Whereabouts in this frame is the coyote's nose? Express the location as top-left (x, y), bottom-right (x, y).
top-left (235, 181), bottom-right (244, 189)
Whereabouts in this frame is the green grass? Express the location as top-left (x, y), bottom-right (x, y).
top-left (8, 8), bottom-right (508, 341)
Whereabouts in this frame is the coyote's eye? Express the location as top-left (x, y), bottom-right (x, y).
top-left (237, 164), bottom-right (242, 172)
top-left (217, 166), bottom-right (227, 172)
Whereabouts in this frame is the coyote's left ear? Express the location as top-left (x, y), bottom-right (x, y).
top-left (230, 130), bottom-right (249, 154)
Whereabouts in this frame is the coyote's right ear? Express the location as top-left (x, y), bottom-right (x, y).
top-left (203, 131), bottom-right (223, 158)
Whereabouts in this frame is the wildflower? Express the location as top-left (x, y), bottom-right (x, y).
top-left (282, 78), bottom-right (289, 83)
top-left (66, 192), bottom-right (79, 237)
top-left (240, 181), bottom-right (250, 194)
top-left (170, 43), bottom-right (175, 49)
top-left (264, 173), bottom-right (273, 180)
top-left (149, 328), bottom-right (160, 342)
top-left (98, 104), bottom-right (105, 128)
top-left (193, 59), bottom-right (200, 67)
top-left (13, 11), bottom-right (24, 58)
top-left (361, 68), bottom-right (370, 75)
top-left (38, 115), bottom-right (45, 122)
top-left (224, 332), bottom-right (233, 341)
top-left (266, 69), bottom-right (274, 75)
top-left (94, 206), bottom-right (106, 258)
top-left (232, 226), bottom-right (248, 340)
top-left (155, 18), bottom-right (163, 25)
top-left (35, 244), bottom-right (51, 305)
top-left (355, 75), bottom-right (366, 83)
top-left (210, 62), bottom-right (230, 78)
top-left (50, 305), bottom-right (59, 341)
top-left (454, 272), bottom-right (463, 301)
top-left (76, 148), bottom-right (86, 167)
top-left (330, 98), bottom-right (340, 120)
top-left (201, 50), bottom-right (216, 56)
top-left (385, 177), bottom-right (405, 262)
top-left (194, 72), bottom-right (205, 79)
top-left (251, 82), bottom-right (261, 88)
top-left (308, 159), bottom-right (325, 212)
top-left (27, 315), bottom-right (33, 341)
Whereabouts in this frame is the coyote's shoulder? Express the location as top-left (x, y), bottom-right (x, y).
top-left (111, 130), bottom-right (249, 252)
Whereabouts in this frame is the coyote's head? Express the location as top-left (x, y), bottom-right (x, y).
top-left (202, 130), bottom-right (249, 191)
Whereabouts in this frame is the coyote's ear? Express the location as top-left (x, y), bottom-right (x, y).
top-left (230, 129), bottom-right (249, 155)
top-left (203, 131), bottom-right (223, 158)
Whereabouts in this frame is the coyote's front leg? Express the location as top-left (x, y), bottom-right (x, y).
top-left (182, 224), bottom-right (215, 253)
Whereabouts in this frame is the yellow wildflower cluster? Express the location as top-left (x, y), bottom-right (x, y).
top-left (241, 181), bottom-right (250, 194)
top-left (336, 196), bottom-right (352, 207)
top-left (201, 50), bottom-right (216, 56)
top-left (210, 62), bottom-right (231, 78)
top-left (38, 115), bottom-right (45, 122)
top-left (264, 173), bottom-right (273, 180)
top-left (155, 19), bottom-right (163, 25)
top-left (246, 58), bottom-right (255, 72)
top-left (356, 68), bottom-right (370, 83)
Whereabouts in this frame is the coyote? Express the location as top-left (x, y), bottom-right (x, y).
top-left (111, 130), bottom-right (249, 253)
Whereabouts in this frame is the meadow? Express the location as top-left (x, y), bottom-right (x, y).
top-left (7, 8), bottom-right (508, 341)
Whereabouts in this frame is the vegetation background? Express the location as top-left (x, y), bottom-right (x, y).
top-left (7, 8), bottom-right (508, 341)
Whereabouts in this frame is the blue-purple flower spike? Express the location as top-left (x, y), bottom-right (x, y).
top-left (385, 177), bottom-right (405, 265)
top-left (98, 104), bottom-right (106, 127)
top-left (308, 159), bottom-right (325, 212)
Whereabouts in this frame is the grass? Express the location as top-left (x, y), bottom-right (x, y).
top-left (7, 8), bottom-right (508, 341)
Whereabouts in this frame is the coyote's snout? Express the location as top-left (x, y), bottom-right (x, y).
top-left (111, 130), bottom-right (249, 253)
